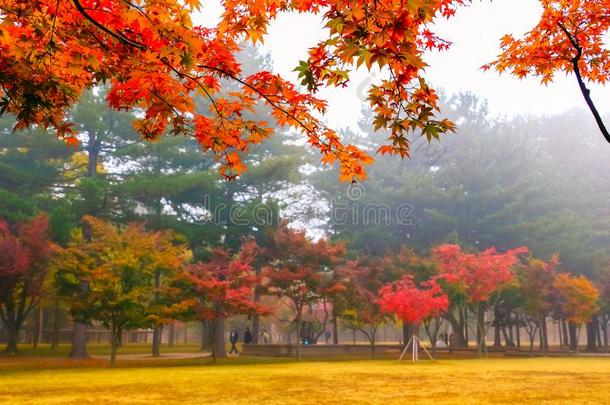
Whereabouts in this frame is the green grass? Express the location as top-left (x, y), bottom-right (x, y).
top-left (0, 353), bottom-right (609, 404)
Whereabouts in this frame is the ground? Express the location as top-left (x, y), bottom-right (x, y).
top-left (0, 345), bottom-right (609, 404)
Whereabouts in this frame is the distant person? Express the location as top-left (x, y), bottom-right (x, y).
top-left (261, 330), bottom-right (270, 344)
top-left (229, 329), bottom-right (239, 354)
top-left (244, 327), bottom-right (253, 344)
top-left (324, 331), bottom-right (332, 344)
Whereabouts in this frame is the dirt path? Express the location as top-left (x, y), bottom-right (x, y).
top-left (91, 352), bottom-right (211, 361)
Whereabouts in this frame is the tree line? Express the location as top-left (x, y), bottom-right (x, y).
top-left (1, 211), bottom-right (608, 365)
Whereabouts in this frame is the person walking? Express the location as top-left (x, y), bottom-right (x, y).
top-left (229, 329), bottom-right (239, 354)
top-left (244, 327), bottom-right (253, 345)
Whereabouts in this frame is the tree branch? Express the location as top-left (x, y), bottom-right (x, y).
top-left (558, 22), bottom-right (610, 144)
top-left (71, 0), bottom-right (146, 50)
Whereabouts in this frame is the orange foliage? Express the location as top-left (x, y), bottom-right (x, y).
top-left (5, 1), bottom-right (607, 175)
top-left (553, 272), bottom-right (600, 324)
top-left (485, 0), bottom-right (610, 86)
top-left (0, 0), bottom-right (465, 180)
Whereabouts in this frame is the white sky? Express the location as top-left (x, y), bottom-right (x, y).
top-left (196, 0), bottom-right (610, 130)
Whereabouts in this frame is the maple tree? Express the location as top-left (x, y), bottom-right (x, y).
top-left (262, 224), bottom-right (345, 359)
top-left (378, 274), bottom-right (448, 352)
top-left (486, 0), bottom-right (610, 143)
top-left (3, 0), bottom-right (610, 171)
top-left (432, 243), bottom-right (528, 356)
top-left (187, 239), bottom-right (265, 362)
top-left (0, 0), bottom-right (469, 181)
top-left (514, 255), bottom-right (559, 355)
top-left (0, 214), bottom-right (54, 353)
top-left (307, 268), bottom-right (346, 345)
top-left (55, 216), bottom-right (173, 365)
top-left (552, 272), bottom-right (600, 352)
top-left (336, 257), bottom-right (392, 358)
top-left (145, 229), bottom-right (192, 357)
top-left (378, 246), bottom-right (440, 343)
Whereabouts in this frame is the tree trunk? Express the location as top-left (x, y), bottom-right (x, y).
top-left (586, 316), bottom-right (598, 352)
top-left (295, 311), bottom-right (302, 360)
top-left (539, 315), bottom-right (548, 354)
top-left (526, 321), bottom-right (538, 357)
top-left (152, 268), bottom-right (162, 357)
top-left (423, 317), bottom-right (441, 359)
top-left (110, 323), bottom-right (119, 367)
top-left (493, 324), bottom-right (501, 347)
top-left (200, 320), bottom-right (211, 351)
top-left (561, 321), bottom-right (569, 351)
top-left (568, 322), bottom-right (578, 352)
top-left (369, 329), bottom-right (376, 359)
top-left (168, 321), bottom-right (175, 347)
top-left (252, 293), bottom-right (260, 345)
top-left (501, 325), bottom-right (511, 347)
top-left (492, 304), bottom-right (502, 347)
top-left (69, 323), bottom-right (89, 358)
top-left (208, 321), bottom-right (218, 363)
top-left (213, 318), bottom-right (226, 359)
top-left (444, 310), bottom-right (466, 347)
top-left (152, 325), bottom-right (163, 357)
top-left (71, 130), bottom-right (101, 359)
top-left (332, 312), bottom-right (339, 344)
top-left (476, 303), bottom-right (486, 358)
top-left (463, 306), bottom-right (469, 347)
top-left (601, 315), bottom-right (608, 348)
top-left (51, 300), bottom-right (60, 350)
top-left (4, 321), bottom-right (19, 354)
top-left (402, 322), bottom-right (412, 346)
top-left (32, 305), bottom-right (43, 349)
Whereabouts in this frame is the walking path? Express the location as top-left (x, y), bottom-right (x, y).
top-left (91, 352), bottom-right (211, 361)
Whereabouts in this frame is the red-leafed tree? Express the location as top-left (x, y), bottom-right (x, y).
top-left (0, 214), bottom-right (54, 353)
top-left (381, 246), bottom-right (440, 344)
top-left (378, 274), bottom-right (449, 357)
top-left (432, 244), bottom-right (528, 357)
top-left (262, 225), bottom-right (345, 359)
top-left (188, 239), bottom-right (264, 362)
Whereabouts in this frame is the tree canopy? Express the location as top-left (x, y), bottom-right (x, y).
top-left (2, 0), bottom-right (610, 182)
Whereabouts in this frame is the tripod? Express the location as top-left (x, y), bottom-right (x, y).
top-left (398, 334), bottom-right (434, 363)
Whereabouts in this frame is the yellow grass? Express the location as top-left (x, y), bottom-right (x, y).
top-left (0, 355), bottom-right (609, 404)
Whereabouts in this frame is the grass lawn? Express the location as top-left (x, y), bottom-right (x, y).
top-left (0, 353), bottom-right (609, 404)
